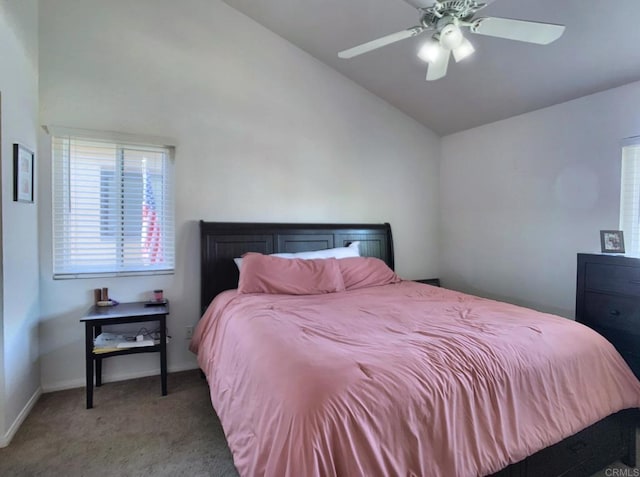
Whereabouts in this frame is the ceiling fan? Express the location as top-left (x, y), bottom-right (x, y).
top-left (338, 0), bottom-right (565, 81)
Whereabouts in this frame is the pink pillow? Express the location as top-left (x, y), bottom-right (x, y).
top-left (338, 257), bottom-right (401, 290)
top-left (238, 253), bottom-right (346, 295)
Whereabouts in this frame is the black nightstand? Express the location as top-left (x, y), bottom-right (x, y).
top-left (80, 301), bottom-right (169, 409)
top-left (414, 278), bottom-right (440, 287)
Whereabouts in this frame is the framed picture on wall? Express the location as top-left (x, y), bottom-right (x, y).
top-left (13, 143), bottom-right (34, 203)
top-left (600, 230), bottom-right (625, 254)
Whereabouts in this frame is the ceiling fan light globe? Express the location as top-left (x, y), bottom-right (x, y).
top-left (418, 39), bottom-right (443, 63)
top-left (440, 23), bottom-right (464, 50)
top-left (452, 37), bottom-right (475, 62)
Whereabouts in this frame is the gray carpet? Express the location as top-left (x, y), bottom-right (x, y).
top-left (0, 369), bottom-right (636, 476)
top-left (0, 370), bottom-right (238, 477)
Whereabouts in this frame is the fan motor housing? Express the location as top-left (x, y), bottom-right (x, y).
top-left (419, 0), bottom-right (487, 27)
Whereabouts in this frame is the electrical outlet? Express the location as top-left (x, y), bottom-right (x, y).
top-left (186, 326), bottom-right (193, 340)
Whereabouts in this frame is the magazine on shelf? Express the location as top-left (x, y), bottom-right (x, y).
top-left (93, 332), bottom-right (155, 352)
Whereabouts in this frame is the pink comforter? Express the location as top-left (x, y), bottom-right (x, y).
top-left (190, 281), bottom-right (640, 476)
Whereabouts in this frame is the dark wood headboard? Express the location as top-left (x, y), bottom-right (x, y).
top-left (200, 221), bottom-right (394, 314)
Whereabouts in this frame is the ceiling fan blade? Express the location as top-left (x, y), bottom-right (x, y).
top-left (426, 49), bottom-right (450, 81)
top-left (403, 0), bottom-right (438, 8)
top-left (470, 17), bottom-right (565, 45)
top-left (338, 26), bottom-right (425, 59)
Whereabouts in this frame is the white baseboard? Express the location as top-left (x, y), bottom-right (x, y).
top-left (0, 387), bottom-right (42, 448)
top-left (41, 363), bottom-right (198, 393)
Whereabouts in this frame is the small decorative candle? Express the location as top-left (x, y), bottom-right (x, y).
top-left (153, 289), bottom-right (163, 302)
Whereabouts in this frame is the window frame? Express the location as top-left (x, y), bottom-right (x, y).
top-left (619, 136), bottom-right (640, 256)
top-left (50, 128), bottom-right (175, 279)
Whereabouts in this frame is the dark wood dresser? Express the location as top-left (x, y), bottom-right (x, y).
top-left (576, 253), bottom-right (640, 378)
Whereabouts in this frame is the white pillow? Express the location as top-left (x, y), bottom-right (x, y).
top-left (234, 241), bottom-right (360, 270)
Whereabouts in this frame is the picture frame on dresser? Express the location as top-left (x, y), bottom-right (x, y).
top-left (600, 230), bottom-right (625, 253)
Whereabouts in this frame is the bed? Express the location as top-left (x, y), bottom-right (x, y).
top-left (193, 221), bottom-right (640, 476)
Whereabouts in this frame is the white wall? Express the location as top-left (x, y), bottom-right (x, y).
top-left (38, 0), bottom-right (441, 390)
top-left (441, 81), bottom-right (640, 318)
top-left (0, 0), bottom-right (40, 446)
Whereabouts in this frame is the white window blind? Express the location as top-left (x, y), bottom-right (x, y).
top-left (52, 135), bottom-right (175, 278)
top-left (620, 138), bottom-right (640, 255)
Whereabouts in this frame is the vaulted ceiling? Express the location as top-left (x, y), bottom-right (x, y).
top-left (223, 0), bottom-right (640, 135)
